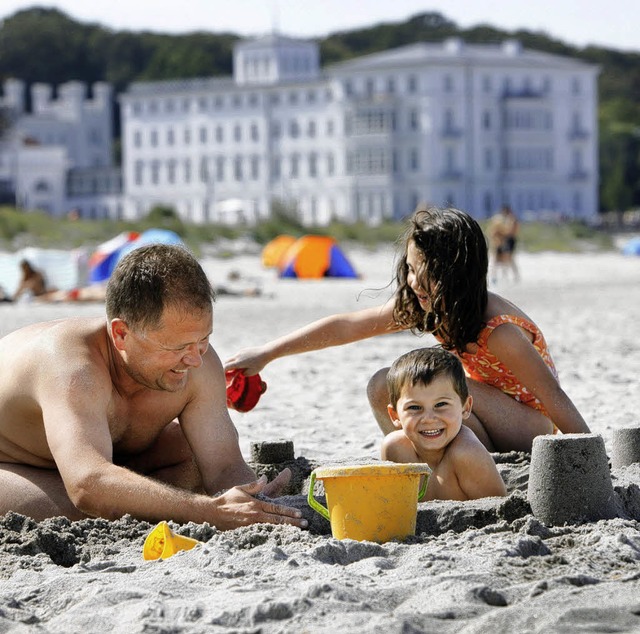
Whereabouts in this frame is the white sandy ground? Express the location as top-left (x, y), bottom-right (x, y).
top-left (1, 245), bottom-right (640, 632)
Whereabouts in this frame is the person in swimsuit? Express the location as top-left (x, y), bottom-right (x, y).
top-left (0, 244), bottom-right (307, 529)
top-left (382, 347), bottom-right (506, 500)
top-left (225, 206), bottom-right (590, 452)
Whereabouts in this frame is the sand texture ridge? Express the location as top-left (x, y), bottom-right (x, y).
top-left (1, 246), bottom-right (640, 633)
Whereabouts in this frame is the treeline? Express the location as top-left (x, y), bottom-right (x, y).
top-left (1, 7), bottom-right (639, 212)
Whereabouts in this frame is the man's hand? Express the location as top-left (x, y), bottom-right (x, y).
top-left (212, 476), bottom-right (307, 530)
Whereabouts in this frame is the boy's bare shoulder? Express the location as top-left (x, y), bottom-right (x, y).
top-left (447, 426), bottom-right (493, 461)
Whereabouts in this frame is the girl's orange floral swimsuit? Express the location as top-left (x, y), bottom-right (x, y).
top-left (453, 314), bottom-right (558, 421)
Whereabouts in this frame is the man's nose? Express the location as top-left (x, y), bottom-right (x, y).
top-left (182, 344), bottom-right (204, 368)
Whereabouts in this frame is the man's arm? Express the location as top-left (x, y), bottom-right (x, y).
top-left (40, 357), bottom-right (305, 528)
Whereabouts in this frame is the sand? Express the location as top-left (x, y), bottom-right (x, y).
top-left (1, 245), bottom-right (640, 632)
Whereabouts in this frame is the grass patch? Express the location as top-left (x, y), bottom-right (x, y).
top-left (0, 206), bottom-right (615, 254)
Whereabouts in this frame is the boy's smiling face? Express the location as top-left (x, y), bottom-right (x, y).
top-left (387, 374), bottom-right (472, 455)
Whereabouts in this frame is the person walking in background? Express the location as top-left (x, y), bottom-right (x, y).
top-left (488, 205), bottom-right (520, 284)
top-left (226, 206), bottom-right (590, 453)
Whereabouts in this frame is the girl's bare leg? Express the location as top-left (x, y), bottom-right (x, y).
top-left (467, 379), bottom-right (553, 452)
top-left (367, 367), bottom-right (397, 435)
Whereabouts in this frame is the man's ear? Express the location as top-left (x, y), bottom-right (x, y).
top-left (461, 395), bottom-right (473, 420)
top-left (110, 318), bottom-right (129, 351)
top-left (387, 404), bottom-right (402, 430)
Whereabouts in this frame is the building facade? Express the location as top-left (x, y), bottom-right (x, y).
top-left (1, 34), bottom-right (599, 224)
top-left (0, 78), bottom-right (116, 217)
top-left (120, 35), bottom-right (599, 225)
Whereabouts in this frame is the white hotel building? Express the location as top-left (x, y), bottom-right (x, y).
top-left (1, 34), bottom-right (599, 225)
top-left (120, 34), bottom-right (599, 225)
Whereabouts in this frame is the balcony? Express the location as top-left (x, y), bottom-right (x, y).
top-left (568, 128), bottom-right (590, 141)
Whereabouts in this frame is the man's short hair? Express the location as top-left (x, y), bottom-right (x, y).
top-left (105, 244), bottom-right (216, 332)
top-left (387, 347), bottom-right (469, 407)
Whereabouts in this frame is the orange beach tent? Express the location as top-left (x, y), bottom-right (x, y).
top-left (278, 235), bottom-right (358, 279)
top-left (261, 234), bottom-right (297, 268)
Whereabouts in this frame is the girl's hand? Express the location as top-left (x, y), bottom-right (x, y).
top-left (224, 347), bottom-right (269, 376)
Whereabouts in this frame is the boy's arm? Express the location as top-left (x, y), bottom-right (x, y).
top-left (225, 300), bottom-right (399, 376)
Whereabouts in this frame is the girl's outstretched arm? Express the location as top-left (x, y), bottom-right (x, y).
top-left (487, 324), bottom-right (591, 434)
top-left (224, 300), bottom-right (399, 375)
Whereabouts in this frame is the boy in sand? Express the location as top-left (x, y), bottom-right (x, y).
top-left (382, 348), bottom-right (506, 501)
top-left (0, 244), bottom-right (306, 530)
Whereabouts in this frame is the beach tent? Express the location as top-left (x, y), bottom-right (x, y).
top-left (88, 229), bottom-right (183, 283)
top-left (278, 235), bottom-right (358, 279)
top-left (261, 234), bottom-right (297, 268)
top-left (622, 236), bottom-right (640, 256)
top-left (88, 231), bottom-right (140, 283)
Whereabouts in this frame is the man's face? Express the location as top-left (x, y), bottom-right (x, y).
top-left (122, 304), bottom-right (213, 392)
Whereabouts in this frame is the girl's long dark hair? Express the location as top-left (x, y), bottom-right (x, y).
top-left (393, 207), bottom-right (488, 352)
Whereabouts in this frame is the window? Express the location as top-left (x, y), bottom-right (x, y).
top-left (409, 110), bottom-right (419, 131)
top-left (199, 127), bottom-right (207, 144)
top-left (134, 160), bottom-right (144, 185)
top-left (150, 130), bottom-right (158, 147)
top-left (167, 128), bottom-right (175, 146)
top-left (290, 153), bottom-right (300, 178)
top-left (215, 126), bottom-right (224, 142)
top-left (151, 160), bottom-right (160, 184)
top-left (308, 120), bottom-right (316, 137)
top-left (309, 152), bottom-right (317, 177)
top-left (234, 125), bottom-right (242, 142)
top-left (407, 75), bottom-right (417, 93)
top-left (444, 74), bottom-right (453, 92)
top-left (271, 156), bottom-right (281, 180)
top-left (410, 148), bottom-right (419, 171)
top-left (326, 119), bottom-right (334, 136)
top-left (184, 128), bottom-right (191, 145)
top-left (251, 155), bottom-right (259, 180)
top-left (482, 111), bottom-right (491, 130)
top-left (234, 156), bottom-right (243, 181)
top-left (184, 159), bottom-right (191, 183)
top-left (289, 120), bottom-right (300, 138)
top-left (216, 156), bottom-right (225, 181)
top-left (200, 157), bottom-right (209, 183)
top-left (387, 77), bottom-right (395, 94)
top-left (133, 131), bottom-right (142, 148)
top-left (271, 121), bottom-right (281, 139)
top-left (251, 123), bottom-right (259, 142)
top-left (167, 159), bottom-right (176, 183)
top-left (327, 153), bottom-right (335, 176)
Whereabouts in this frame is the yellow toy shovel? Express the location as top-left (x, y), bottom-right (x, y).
top-left (143, 521), bottom-right (200, 560)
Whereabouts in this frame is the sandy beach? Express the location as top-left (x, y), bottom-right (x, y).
top-left (1, 244), bottom-right (640, 632)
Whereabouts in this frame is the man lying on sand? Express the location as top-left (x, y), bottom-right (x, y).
top-left (0, 244), bottom-right (307, 530)
top-left (382, 348), bottom-right (506, 501)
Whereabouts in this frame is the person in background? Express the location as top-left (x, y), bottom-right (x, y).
top-left (488, 205), bottom-right (520, 283)
top-left (13, 259), bottom-right (48, 301)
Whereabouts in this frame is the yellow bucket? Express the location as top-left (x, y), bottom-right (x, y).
top-left (143, 521), bottom-right (200, 560)
top-left (307, 463), bottom-right (431, 542)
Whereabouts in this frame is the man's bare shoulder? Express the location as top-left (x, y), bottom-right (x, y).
top-left (0, 317), bottom-right (110, 379)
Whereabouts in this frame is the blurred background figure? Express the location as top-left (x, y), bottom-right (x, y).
top-left (488, 205), bottom-right (520, 284)
top-left (13, 259), bottom-right (48, 301)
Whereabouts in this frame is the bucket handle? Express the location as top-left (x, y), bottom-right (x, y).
top-left (418, 474), bottom-right (429, 501)
top-left (307, 471), bottom-right (330, 520)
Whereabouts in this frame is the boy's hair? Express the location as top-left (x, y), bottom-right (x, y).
top-left (393, 206), bottom-right (488, 352)
top-left (387, 347), bottom-right (469, 408)
top-left (105, 244), bottom-right (216, 332)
